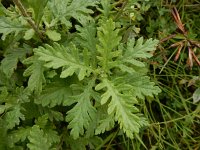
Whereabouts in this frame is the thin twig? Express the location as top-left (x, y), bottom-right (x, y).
top-left (160, 34), bottom-right (177, 43)
top-left (114, 0), bottom-right (128, 21)
top-left (12, 0), bottom-right (44, 40)
top-left (150, 113), bottom-right (195, 126)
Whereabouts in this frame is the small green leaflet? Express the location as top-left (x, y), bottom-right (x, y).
top-left (35, 79), bottom-right (73, 107)
top-left (0, 3), bottom-right (7, 16)
top-left (1, 48), bottom-right (28, 78)
top-left (0, 105), bottom-right (5, 114)
top-left (193, 88), bottom-right (200, 104)
top-left (45, 30), bottom-right (61, 41)
top-left (46, 109), bottom-right (64, 122)
top-left (126, 37), bottom-right (159, 59)
top-left (24, 29), bottom-right (35, 40)
top-left (44, 128), bottom-right (60, 146)
top-left (76, 22), bottom-right (97, 53)
top-left (95, 113), bottom-right (115, 135)
top-left (8, 124), bottom-right (60, 149)
top-left (119, 37), bottom-right (159, 72)
top-left (23, 56), bottom-right (46, 94)
top-left (14, 86), bottom-right (31, 103)
top-left (27, 125), bottom-right (51, 150)
top-left (0, 16), bottom-right (27, 40)
top-left (0, 86), bottom-right (8, 102)
top-left (34, 115), bottom-right (60, 144)
top-left (27, 0), bottom-right (48, 26)
top-left (8, 127), bottom-right (31, 147)
top-left (48, 0), bottom-right (97, 27)
top-left (126, 74), bottom-right (161, 99)
top-left (35, 114), bottom-right (48, 129)
top-left (34, 43), bottom-right (93, 80)
top-left (3, 105), bottom-right (25, 129)
top-left (97, 0), bottom-right (113, 18)
top-left (76, 22), bottom-right (97, 67)
top-left (66, 136), bottom-right (102, 150)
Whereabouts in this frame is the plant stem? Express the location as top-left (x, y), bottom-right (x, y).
top-left (114, 0), bottom-right (128, 21)
top-left (12, 0), bottom-right (44, 40)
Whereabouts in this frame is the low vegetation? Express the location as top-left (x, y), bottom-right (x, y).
top-left (0, 0), bottom-right (199, 149)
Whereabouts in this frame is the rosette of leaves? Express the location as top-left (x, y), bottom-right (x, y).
top-left (32, 18), bottom-right (160, 140)
top-left (0, 0), bottom-right (160, 149)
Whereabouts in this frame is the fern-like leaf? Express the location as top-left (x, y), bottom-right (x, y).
top-left (76, 21), bottom-right (97, 67)
top-left (8, 125), bottom-right (60, 149)
top-left (1, 48), bottom-right (28, 78)
top-left (95, 113), bottom-right (115, 135)
top-left (8, 127), bottom-right (31, 147)
top-left (45, 109), bottom-right (64, 122)
top-left (35, 114), bottom-right (49, 129)
top-left (23, 56), bottom-right (46, 94)
top-left (35, 79), bottom-right (73, 107)
top-left (0, 16), bottom-right (27, 40)
top-left (95, 78), bottom-right (147, 138)
top-left (4, 105), bottom-right (25, 129)
top-left (66, 136), bottom-right (102, 150)
top-left (76, 22), bottom-right (97, 53)
top-left (66, 80), bottom-right (97, 139)
top-left (126, 74), bottom-right (161, 99)
top-left (97, 19), bottom-right (122, 73)
top-left (27, 125), bottom-right (51, 150)
top-left (48, 0), bottom-right (97, 27)
top-left (119, 37), bottom-right (159, 72)
top-left (44, 128), bottom-right (60, 147)
top-left (34, 43), bottom-right (93, 80)
top-left (97, 0), bottom-right (114, 19)
top-left (15, 86), bottom-right (31, 103)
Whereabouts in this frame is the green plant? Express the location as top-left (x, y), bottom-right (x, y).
top-left (0, 0), bottom-right (161, 149)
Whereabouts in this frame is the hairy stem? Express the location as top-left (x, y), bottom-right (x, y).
top-left (12, 0), bottom-right (44, 40)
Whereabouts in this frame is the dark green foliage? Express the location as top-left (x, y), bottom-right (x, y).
top-left (0, 0), bottom-right (199, 149)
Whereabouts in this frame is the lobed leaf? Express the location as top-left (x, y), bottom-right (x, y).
top-left (120, 37), bottom-right (159, 71)
top-left (46, 109), bottom-right (64, 122)
top-left (66, 80), bottom-right (97, 139)
top-left (1, 48), bottom-right (28, 78)
top-left (43, 128), bottom-right (60, 146)
top-left (35, 114), bottom-right (49, 129)
top-left (97, 0), bottom-right (114, 19)
top-left (76, 22), bottom-right (97, 53)
top-left (35, 79), bottom-right (73, 107)
top-left (48, 0), bottom-right (97, 27)
top-left (8, 127), bottom-right (31, 147)
top-left (0, 16), bottom-right (27, 40)
top-left (95, 78), bottom-right (147, 138)
top-left (3, 105), bottom-right (25, 129)
top-left (14, 87), bottom-right (31, 103)
top-left (27, 125), bottom-right (51, 150)
top-left (34, 43), bottom-right (93, 80)
top-left (125, 74), bottom-right (161, 99)
top-left (96, 19), bottom-right (122, 72)
top-left (95, 113), bottom-right (115, 135)
top-left (23, 56), bottom-right (46, 94)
